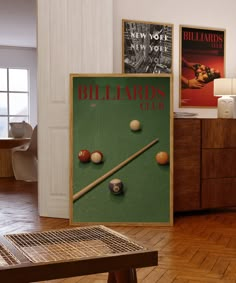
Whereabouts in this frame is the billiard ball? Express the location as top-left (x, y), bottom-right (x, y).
top-left (78, 149), bottom-right (91, 163)
top-left (91, 150), bottom-right (103, 164)
top-left (155, 151), bottom-right (169, 165)
top-left (129, 119), bottom-right (141, 131)
top-left (109, 179), bottom-right (123, 195)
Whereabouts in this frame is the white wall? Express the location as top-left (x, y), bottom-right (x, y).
top-left (0, 0), bottom-right (36, 47)
top-left (0, 46), bottom-right (37, 127)
top-left (113, 0), bottom-right (236, 118)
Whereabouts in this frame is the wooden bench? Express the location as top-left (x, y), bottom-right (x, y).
top-left (0, 225), bottom-right (158, 283)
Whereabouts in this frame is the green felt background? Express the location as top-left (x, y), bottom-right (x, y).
top-left (70, 74), bottom-right (172, 225)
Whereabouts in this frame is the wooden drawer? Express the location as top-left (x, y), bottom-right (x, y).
top-left (174, 119), bottom-right (201, 149)
top-left (174, 119), bottom-right (201, 211)
top-left (202, 178), bottom-right (236, 208)
top-left (174, 149), bottom-right (200, 211)
top-left (202, 149), bottom-right (236, 179)
top-left (202, 119), bottom-right (236, 148)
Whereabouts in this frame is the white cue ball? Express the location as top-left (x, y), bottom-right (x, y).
top-left (91, 151), bottom-right (103, 164)
top-left (129, 119), bottom-right (141, 131)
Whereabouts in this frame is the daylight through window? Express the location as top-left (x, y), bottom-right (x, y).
top-left (0, 68), bottom-right (29, 138)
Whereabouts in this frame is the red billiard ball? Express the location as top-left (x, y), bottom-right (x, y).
top-left (78, 149), bottom-right (91, 163)
top-left (91, 151), bottom-right (103, 164)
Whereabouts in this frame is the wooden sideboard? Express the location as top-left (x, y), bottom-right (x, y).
top-left (174, 118), bottom-right (236, 212)
top-left (0, 138), bottom-right (30, 177)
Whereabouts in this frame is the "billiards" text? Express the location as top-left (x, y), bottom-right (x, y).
top-left (77, 85), bottom-right (166, 101)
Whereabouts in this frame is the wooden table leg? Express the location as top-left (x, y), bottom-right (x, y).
top-left (108, 268), bottom-right (137, 283)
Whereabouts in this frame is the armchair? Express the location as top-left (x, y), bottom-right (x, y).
top-left (11, 125), bottom-right (38, 181)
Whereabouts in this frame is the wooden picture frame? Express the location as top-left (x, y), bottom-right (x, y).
top-left (122, 19), bottom-right (173, 74)
top-left (180, 25), bottom-right (225, 108)
top-left (69, 74), bottom-right (173, 226)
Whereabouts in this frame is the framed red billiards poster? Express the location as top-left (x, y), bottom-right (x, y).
top-left (180, 25), bottom-right (225, 108)
top-left (69, 74), bottom-right (173, 226)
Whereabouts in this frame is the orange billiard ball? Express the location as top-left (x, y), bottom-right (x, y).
top-left (155, 151), bottom-right (169, 165)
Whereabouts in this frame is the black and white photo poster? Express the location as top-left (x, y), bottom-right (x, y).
top-left (122, 19), bottom-right (173, 74)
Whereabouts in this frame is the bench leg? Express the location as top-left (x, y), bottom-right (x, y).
top-left (108, 268), bottom-right (137, 283)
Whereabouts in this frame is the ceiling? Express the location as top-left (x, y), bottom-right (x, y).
top-left (0, 0), bottom-right (36, 48)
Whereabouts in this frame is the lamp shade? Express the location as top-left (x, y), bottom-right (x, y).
top-left (214, 78), bottom-right (232, 96)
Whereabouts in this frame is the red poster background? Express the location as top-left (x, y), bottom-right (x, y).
top-left (180, 26), bottom-right (225, 108)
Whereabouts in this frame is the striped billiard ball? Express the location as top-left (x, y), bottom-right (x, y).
top-left (109, 179), bottom-right (124, 195)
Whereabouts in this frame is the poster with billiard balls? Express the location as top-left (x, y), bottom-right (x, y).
top-left (70, 74), bottom-right (173, 226)
top-left (180, 25), bottom-right (225, 107)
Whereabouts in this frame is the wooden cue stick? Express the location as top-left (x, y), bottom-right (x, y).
top-left (73, 138), bottom-right (159, 202)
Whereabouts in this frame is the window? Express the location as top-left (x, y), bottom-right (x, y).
top-left (0, 68), bottom-right (29, 138)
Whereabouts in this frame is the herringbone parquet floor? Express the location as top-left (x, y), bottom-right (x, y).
top-left (1, 178), bottom-right (236, 282)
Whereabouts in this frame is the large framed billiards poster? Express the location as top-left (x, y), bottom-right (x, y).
top-left (70, 74), bottom-right (173, 226)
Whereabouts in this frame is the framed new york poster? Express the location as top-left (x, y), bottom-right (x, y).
top-left (180, 25), bottom-right (225, 107)
top-left (122, 19), bottom-right (173, 74)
